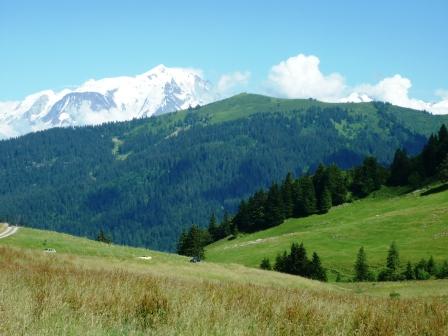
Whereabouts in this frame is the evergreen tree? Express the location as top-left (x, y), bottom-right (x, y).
top-left (247, 190), bottom-right (267, 231)
top-left (264, 183), bottom-right (284, 227)
top-left (177, 224), bottom-right (206, 259)
top-left (354, 247), bottom-right (370, 282)
top-left (294, 176), bottom-right (317, 217)
top-left (386, 241), bottom-right (400, 273)
top-left (414, 259), bottom-right (430, 280)
top-left (281, 172), bottom-right (295, 218)
top-left (426, 256), bottom-right (436, 276)
top-left (326, 164), bottom-right (347, 206)
top-left (260, 257), bottom-right (272, 270)
top-left (287, 242), bottom-right (309, 276)
top-left (351, 157), bottom-right (386, 197)
top-left (233, 200), bottom-right (250, 233)
top-left (437, 260), bottom-right (448, 279)
top-left (421, 134), bottom-right (438, 177)
top-left (318, 187), bottom-right (332, 214)
top-left (309, 252), bottom-right (327, 281)
top-left (388, 149), bottom-right (411, 186)
top-left (207, 213), bottom-right (218, 241)
top-left (438, 155), bottom-right (448, 183)
top-left (274, 251), bottom-right (288, 272)
top-left (404, 261), bottom-right (414, 280)
top-left (96, 229), bottom-right (111, 244)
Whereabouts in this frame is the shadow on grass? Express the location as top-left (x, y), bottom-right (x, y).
top-left (420, 183), bottom-right (448, 197)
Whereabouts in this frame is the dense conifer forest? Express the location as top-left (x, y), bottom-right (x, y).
top-left (1, 94), bottom-right (447, 250)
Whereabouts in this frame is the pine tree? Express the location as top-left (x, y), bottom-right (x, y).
top-left (327, 164), bottom-right (347, 206)
top-left (351, 157), bottom-right (386, 197)
top-left (274, 251), bottom-right (288, 272)
top-left (404, 261), bottom-right (414, 280)
top-left (177, 224), bottom-right (206, 259)
top-left (233, 200), bottom-right (250, 232)
top-left (318, 187), bottom-right (332, 214)
top-left (388, 149), bottom-right (411, 186)
top-left (386, 241), bottom-right (400, 274)
top-left (264, 183), bottom-right (284, 227)
top-left (438, 155), bottom-right (448, 183)
top-left (96, 229), bottom-right (111, 244)
top-left (281, 172), bottom-right (295, 218)
top-left (421, 134), bottom-right (438, 177)
top-left (309, 252), bottom-right (327, 281)
top-left (295, 176), bottom-right (317, 217)
top-left (437, 260), bottom-right (448, 279)
top-left (287, 242), bottom-right (309, 276)
top-left (354, 247), bottom-right (370, 282)
top-left (426, 256), bottom-right (436, 276)
top-left (260, 257), bottom-right (272, 270)
top-left (207, 213), bottom-right (218, 241)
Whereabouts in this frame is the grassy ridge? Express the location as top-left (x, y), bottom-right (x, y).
top-left (206, 185), bottom-right (448, 280)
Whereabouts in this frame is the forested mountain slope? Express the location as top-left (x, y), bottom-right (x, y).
top-left (0, 94), bottom-right (447, 250)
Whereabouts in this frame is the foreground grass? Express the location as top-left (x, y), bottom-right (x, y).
top-left (1, 246), bottom-right (448, 335)
top-left (0, 227), bottom-right (327, 291)
top-left (206, 186), bottom-right (448, 280)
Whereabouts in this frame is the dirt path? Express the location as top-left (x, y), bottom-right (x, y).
top-left (0, 224), bottom-right (19, 239)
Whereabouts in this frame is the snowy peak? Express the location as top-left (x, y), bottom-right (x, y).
top-left (0, 65), bottom-right (214, 139)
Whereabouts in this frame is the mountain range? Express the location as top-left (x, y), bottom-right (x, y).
top-left (0, 65), bottom-right (214, 139)
top-left (0, 93), bottom-right (447, 250)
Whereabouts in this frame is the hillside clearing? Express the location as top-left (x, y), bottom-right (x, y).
top-left (206, 185), bottom-right (448, 280)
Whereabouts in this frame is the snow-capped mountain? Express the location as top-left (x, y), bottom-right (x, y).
top-left (0, 65), bottom-right (214, 139)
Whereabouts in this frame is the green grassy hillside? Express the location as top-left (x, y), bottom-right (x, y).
top-left (1, 226), bottom-right (448, 335)
top-left (0, 226), bottom-right (326, 290)
top-left (206, 185), bottom-right (448, 280)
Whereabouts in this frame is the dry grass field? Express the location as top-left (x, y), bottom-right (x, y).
top-left (1, 245), bottom-right (447, 336)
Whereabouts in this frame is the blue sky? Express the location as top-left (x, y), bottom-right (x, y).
top-left (1, 0), bottom-right (447, 102)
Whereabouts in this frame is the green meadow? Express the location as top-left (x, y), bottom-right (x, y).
top-left (206, 185), bottom-right (448, 280)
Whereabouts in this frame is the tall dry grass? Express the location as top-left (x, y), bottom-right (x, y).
top-left (0, 246), bottom-right (447, 335)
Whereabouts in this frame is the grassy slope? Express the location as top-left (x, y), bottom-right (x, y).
top-left (0, 227), bottom-right (326, 291)
top-left (206, 185), bottom-right (448, 280)
top-left (1, 227), bottom-right (448, 335)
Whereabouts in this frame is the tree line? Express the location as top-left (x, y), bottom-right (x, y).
top-left (260, 242), bottom-right (327, 281)
top-left (354, 242), bottom-right (448, 282)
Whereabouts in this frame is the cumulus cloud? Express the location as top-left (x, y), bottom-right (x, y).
top-left (347, 75), bottom-right (448, 114)
top-left (266, 54), bottom-right (346, 102)
top-left (216, 71), bottom-right (251, 97)
top-left (265, 53), bottom-right (448, 114)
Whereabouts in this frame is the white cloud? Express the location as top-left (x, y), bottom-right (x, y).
top-left (266, 54), bottom-right (346, 102)
top-left (346, 76), bottom-right (448, 115)
top-left (216, 71), bottom-right (251, 96)
top-left (264, 53), bottom-right (448, 114)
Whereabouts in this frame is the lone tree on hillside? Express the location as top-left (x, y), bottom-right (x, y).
top-left (378, 241), bottom-right (401, 281)
top-left (386, 241), bottom-right (400, 273)
top-left (96, 229), bottom-right (111, 244)
top-left (354, 247), bottom-right (371, 281)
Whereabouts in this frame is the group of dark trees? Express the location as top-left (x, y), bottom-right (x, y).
top-left (177, 125), bottom-right (448, 281)
top-left (388, 124), bottom-right (448, 187)
top-left (260, 242), bottom-right (327, 281)
top-left (354, 243), bottom-right (448, 282)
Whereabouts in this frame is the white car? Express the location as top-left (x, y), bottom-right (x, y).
top-left (43, 248), bottom-right (56, 253)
